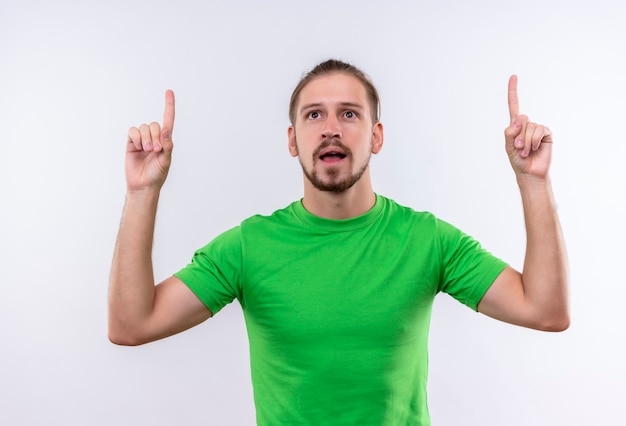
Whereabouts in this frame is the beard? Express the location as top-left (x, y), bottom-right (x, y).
top-left (298, 137), bottom-right (372, 193)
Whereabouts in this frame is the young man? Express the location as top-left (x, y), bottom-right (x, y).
top-left (109, 59), bottom-right (569, 425)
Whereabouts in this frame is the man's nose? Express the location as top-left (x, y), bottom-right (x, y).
top-left (321, 116), bottom-right (342, 139)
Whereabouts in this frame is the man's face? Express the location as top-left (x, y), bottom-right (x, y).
top-left (288, 72), bottom-right (383, 193)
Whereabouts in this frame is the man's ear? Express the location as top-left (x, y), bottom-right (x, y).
top-left (371, 122), bottom-right (384, 154)
top-left (288, 126), bottom-right (298, 157)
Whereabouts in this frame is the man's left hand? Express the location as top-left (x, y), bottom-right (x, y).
top-left (504, 75), bottom-right (553, 180)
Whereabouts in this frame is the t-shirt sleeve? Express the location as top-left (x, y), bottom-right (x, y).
top-left (174, 226), bottom-right (243, 316)
top-left (436, 219), bottom-right (508, 311)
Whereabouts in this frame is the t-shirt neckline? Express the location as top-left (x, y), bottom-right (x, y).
top-left (291, 194), bottom-right (384, 232)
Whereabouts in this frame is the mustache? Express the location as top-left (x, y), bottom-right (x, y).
top-left (313, 138), bottom-right (352, 158)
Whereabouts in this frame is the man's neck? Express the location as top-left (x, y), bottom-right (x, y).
top-left (301, 178), bottom-right (377, 220)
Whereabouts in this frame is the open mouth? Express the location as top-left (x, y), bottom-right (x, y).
top-left (320, 151), bottom-right (347, 161)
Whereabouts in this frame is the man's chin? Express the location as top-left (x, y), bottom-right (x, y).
top-left (301, 162), bottom-right (369, 193)
top-left (309, 176), bottom-right (357, 193)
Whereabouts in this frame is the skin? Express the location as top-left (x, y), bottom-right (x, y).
top-left (108, 91), bottom-right (210, 346)
top-left (108, 73), bottom-right (568, 346)
top-left (287, 72), bottom-right (384, 219)
top-left (477, 76), bottom-right (569, 331)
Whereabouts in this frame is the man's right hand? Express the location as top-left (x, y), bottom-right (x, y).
top-left (126, 90), bottom-right (176, 191)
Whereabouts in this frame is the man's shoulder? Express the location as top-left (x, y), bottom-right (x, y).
top-left (240, 200), bottom-right (300, 227)
top-left (377, 194), bottom-right (438, 223)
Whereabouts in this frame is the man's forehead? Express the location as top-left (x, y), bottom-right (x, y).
top-left (297, 73), bottom-right (369, 109)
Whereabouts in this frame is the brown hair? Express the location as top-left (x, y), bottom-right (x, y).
top-left (288, 59), bottom-right (381, 125)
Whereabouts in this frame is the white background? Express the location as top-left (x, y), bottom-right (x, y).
top-left (1, 1), bottom-right (624, 425)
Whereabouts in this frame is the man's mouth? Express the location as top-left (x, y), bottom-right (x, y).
top-left (320, 151), bottom-right (347, 161)
top-left (315, 138), bottom-right (351, 164)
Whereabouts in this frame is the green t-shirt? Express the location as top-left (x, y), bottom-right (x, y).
top-left (175, 195), bottom-right (507, 425)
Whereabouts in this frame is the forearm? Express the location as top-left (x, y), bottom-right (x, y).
top-left (517, 175), bottom-right (569, 329)
top-left (108, 189), bottom-right (161, 344)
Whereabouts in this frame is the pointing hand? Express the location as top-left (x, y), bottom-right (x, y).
top-left (126, 90), bottom-right (176, 191)
top-left (504, 76), bottom-right (552, 179)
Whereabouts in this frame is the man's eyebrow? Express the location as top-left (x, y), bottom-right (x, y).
top-left (299, 102), bottom-right (322, 113)
top-left (299, 102), bottom-right (365, 113)
top-left (338, 102), bottom-right (365, 111)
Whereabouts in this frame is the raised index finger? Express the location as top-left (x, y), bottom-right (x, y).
top-left (163, 89), bottom-right (176, 133)
top-left (508, 75), bottom-right (519, 120)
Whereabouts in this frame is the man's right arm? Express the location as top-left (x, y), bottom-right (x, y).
top-left (108, 91), bottom-right (212, 346)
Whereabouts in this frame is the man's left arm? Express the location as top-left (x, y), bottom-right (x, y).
top-left (477, 75), bottom-right (569, 332)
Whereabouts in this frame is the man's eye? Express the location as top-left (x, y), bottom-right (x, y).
top-left (307, 111), bottom-right (320, 119)
top-left (344, 111), bottom-right (356, 119)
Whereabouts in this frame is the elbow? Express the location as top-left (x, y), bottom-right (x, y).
top-left (108, 320), bottom-right (150, 346)
top-left (108, 331), bottom-right (143, 346)
top-left (530, 290), bottom-right (570, 332)
top-left (548, 316), bottom-right (570, 332)
top-left (537, 311), bottom-right (570, 332)
top-left (108, 329), bottom-right (144, 346)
